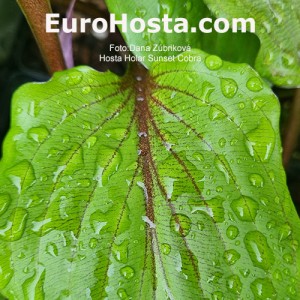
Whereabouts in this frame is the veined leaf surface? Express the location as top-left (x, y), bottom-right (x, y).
top-left (203, 0), bottom-right (300, 87)
top-left (0, 50), bottom-right (299, 299)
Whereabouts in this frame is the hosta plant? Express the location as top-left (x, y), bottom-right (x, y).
top-left (0, 0), bottom-right (299, 299)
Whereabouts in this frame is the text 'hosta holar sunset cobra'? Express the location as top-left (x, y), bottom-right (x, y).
top-left (0, 50), bottom-right (299, 299)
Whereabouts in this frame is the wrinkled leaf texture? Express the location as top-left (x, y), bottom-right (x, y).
top-left (0, 50), bottom-right (299, 299)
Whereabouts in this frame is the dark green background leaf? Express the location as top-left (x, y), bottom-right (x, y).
top-left (105, 0), bottom-right (260, 68)
top-left (107, 0), bottom-right (300, 87)
top-left (0, 0), bottom-right (22, 65)
top-left (0, 50), bottom-right (299, 299)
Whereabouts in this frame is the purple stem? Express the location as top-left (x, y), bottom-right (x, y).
top-left (59, 0), bottom-right (76, 68)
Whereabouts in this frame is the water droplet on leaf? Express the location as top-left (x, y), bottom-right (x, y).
top-left (220, 78), bottom-right (238, 98)
top-left (249, 173), bottom-right (264, 188)
top-left (89, 211), bottom-right (107, 235)
top-left (244, 231), bottom-right (274, 271)
top-left (212, 291), bottom-right (224, 300)
top-left (231, 196), bottom-right (258, 222)
top-left (205, 55), bottom-right (223, 70)
top-left (192, 152), bottom-right (204, 162)
top-left (282, 54), bottom-right (295, 67)
top-left (188, 197), bottom-right (224, 222)
top-left (0, 207), bottom-right (28, 241)
top-left (86, 136), bottom-right (97, 148)
top-left (250, 278), bottom-right (277, 299)
top-left (226, 275), bottom-right (242, 294)
top-left (0, 245), bottom-right (13, 289)
top-left (28, 126), bottom-right (49, 143)
top-left (117, 288), bottom-right (129, 299)
top-left (185, 0), bottom-right (192, 12)
top-left (279, 223), bottom-right (292, 241)
top-left (246, 77), bottom-right (263, 92)
top-left (112, 240), bottom-right (129, 263)
top-left (0, 193), bottom-right (11, 216)
top-left (263, 50), bottom-right (274, 65)
top-left (170, 214), bottom-right (191, 237)
top-left (283, 253), bottom-right (293, 264)
top-left (66, 71), bottom-right (83, 86)
top-left (6, 160), bottom-right (36, 194)
top-left (161, 243), bottom-right (171, 255)
top-left (214, 155), bottom-right (235, 184)
top-left (223, 249), bottom-right (241, 265)
top-left (218, 138), bottom-right (226, 148)
top-left (46, 242), bottom-right (59, 257)
top-left (245, 118), bottom-right (275, 162)
top-left (272, 269), bottom-right (282, 281)
top-left (89, 238), bottom-right (98, 249)
top-left (266, 220), bottom-right (276, 229)
top-left (120, 266), bottom-right (135, 279)
top-left (226, 225), bottom-right (239, 240)
top-left (198, 81), bottom-right (215, 103)
top-left (22, 266), bottom-right (45, 300)
top-left (82, 86), bottom-right (91, 94)
top-left (209, 105), bottom-right (227, 121)
top-left (135, 7), bottom-right (147, 17)
top-left (240, 269), bottom-right (250, 278)
top-left (262, 21), bottom-right (271, 33)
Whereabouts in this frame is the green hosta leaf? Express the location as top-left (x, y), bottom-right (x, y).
top-left (105, 0), bottom-right (260, 68)
top-left (105, 0), bottom-right (202, 63)
top-left (0, 50), bottom-right (299, 299)
top-left (203, 0), bottom-right (300, 87)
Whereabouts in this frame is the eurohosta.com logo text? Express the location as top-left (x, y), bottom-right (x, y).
top-left (46, 13), bottom-right (255, 34)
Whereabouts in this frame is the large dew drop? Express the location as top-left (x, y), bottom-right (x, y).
top-left (97, 147), bottom-right (122, 186)
top-left (66, 70), bottom-right (83, 86)
top-left (205, 55), bottom-right (223, 70)
top-left (170, 214), bottom-right (191, 237)
top-left (117, 288), bottom-right (129, 299)
top-left (22, 265), bottom-right (46, 300)
top-left (246, 77), bottom-right (263, 92)
top-left (0, 244), bottom-right (14, 289)
top-left (223, 249), bottom-right (241, 265)
top-left (188, 197), bottom-right (225, 223)
top-left (244, 231), bottom-right (274, 271)
top-left (248, 173), bottom-right (264, 188)
top-left (226, 225), bottom-right (239, 240)
top-left (6, 160), bottom-right (36, 194)
top-left (0, 207), bottom-right (28, 241)
top-left (220, 78), bottom-right (238, 98)
top-left (230, 196), bottom-right (258, 222)
top-left (27, 126), bottom-right (50, 143)
top-left (46, 242), bottom-right (59, 257)
top-left (112, 240), bottom-right (129, 263)
top-left (208, 105), bottom-right (227, 121)
top-left (214, 155), bottom-right (236, 184)
top-left (0, 193), bottom-right (11, 216)
top-left (120, 266), bottom-right (135, 279)
top-left (245, 118), bottom-right (275, 162)
top-left (226, 274), bottom-right (242, 294)
top-left (89, 210), bottom-right (107, 235)
top-left (250, 278), bottom-right (277, 299)
top-left (198, 81), bottom-right (215, 103)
